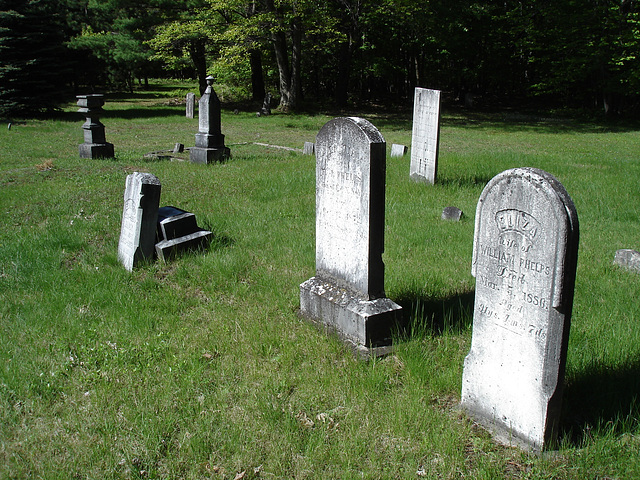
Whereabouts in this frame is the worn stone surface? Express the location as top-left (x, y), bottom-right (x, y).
top-left (390, 144), bottom-right (407, 157)
top-left (77, 94), bottom-right (114, 159)
top-left (186, 92), bottom-right (195, 118)
top-left (441, 206), bottom-right (463, 221)
top-left (614, 249), bottom-right (640, 273)
top-left (299, 117), bottom-right (402, 352)
top-left (410, 88), bottom-right (441, 184)
top-left (190, 76), bottom-right (230, 163)
top-left (461, 167), bottom-right (579, 452)
top-left (117, 172), bottom-right (161, 271)
top-left (156, 230), bottom-right (211, 262)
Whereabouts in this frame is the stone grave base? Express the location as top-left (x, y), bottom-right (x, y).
top-left (79, 142), bottom-right (114, 159)
top-left (155, 230), bottom-right (211, 262)
top-left (299, 277), bottom-right (402, 357)
top-left (190, 146), bottom-right (230, 164)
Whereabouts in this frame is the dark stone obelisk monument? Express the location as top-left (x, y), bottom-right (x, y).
top-left (190, 76), bottom-right (230, 164)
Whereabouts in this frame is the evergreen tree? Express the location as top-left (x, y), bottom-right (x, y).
top-left (0, 0), bottom-right (75, 117)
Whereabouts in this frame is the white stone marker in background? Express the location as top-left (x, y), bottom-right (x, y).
top-left (461, 167), bottom-right (579, 451)
top-left (186, 92), bottom-right (195, 119)
top-left (117, 172), bottom-right (161, 271)
top-left (299, 117), bottom-right (402, 355)
top-left (410, 87), bottom-right (441, 184)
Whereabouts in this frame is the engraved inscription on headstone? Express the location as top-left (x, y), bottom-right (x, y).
top-left (117, 172), bottom-right (161, 271)
top-left (461, 167), bottom-right (579, 451)
top-left (410, 88), bottom-right (441, 184)
top-left (299, 117), bottom-right (402, 355)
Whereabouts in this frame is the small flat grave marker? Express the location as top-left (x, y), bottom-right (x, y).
top-left (461, 167), bottom-right (579, 451)
top-left (614, 249), bottom-right (640, 273)
top-left (390, 144), bottom-right (408, 157)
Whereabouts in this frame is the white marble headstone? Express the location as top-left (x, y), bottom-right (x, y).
top-left (117, 172), bottom-right (161, 271)
top-left (461, 167), bottom-right (579, 451)
top-left (300, 117), bottom-right (401, 353)
top-left (410, 88), bottom-right (441, 184)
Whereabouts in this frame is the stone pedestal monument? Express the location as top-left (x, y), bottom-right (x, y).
top-left (190, 76), bottom-right (230, 164)
top-left (77, 94), bottom-right (114, 159)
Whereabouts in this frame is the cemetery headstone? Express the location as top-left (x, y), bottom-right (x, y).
top-left (173, 143), bottom-right (184, 154)
top-left (299, 117), bottom-right (402, 356)
top-left (258, 92), bottom-right (272, 116)
top-left (461, 167), bottom-right (579, 451)
top-left (77, 94), bottom-right (114, 159)
top-left (155, 206), bottom-right (212, 262)
top-left (303, 142), bottom-right (315, 155)
top-left (117, 172), bottom-right (162, 271)
top-left (190, 76), bottom-right (230, 164)
top-left (441, 206), bottom-right (463, 221)
top-left (410, 88), bottom-right (441, 184)
top-left (614, 249), bottom-right (640, 273)
top-left (390, 144), bottom-right (408, 157)
top-left (186, 92), bottom-right (196, 118)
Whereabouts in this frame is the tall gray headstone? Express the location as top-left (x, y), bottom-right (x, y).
top-left (410, 88), bottom-right (441, 184)
top-left (185, 92), bottom-right (195, 119)
top-left (190, 76), bottom-right (230, 163)
top-left (299, 117), bottom-right (402, 355)
top-left (77, 94), bottom-right (114, 159)
top-left (461, 167), bottom-right (579, 451)
top-left (117, 172), bottom-right (162, 271)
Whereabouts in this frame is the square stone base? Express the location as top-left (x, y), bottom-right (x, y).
top-left (190, 146), bottom-right (230, 164)
top-left (155, 230), bottom-right (212, 262)
top-left (79, 142), bottom-right (114, 159)
top-left (300, 277), bottom-right (402, 356)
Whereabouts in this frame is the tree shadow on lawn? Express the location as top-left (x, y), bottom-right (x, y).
top-left (560, 360), bottom-right (640, 445)
top-left (393, 290), bottom-right (475, 338)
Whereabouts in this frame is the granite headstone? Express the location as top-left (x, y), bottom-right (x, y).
top-left (299, 117), bottom-right (402, 355)
top-left (190, 76), bottom-right (230, 163)
top-left (77, 94), bottom-right (114, 159)
top-left (186, 92), bottom-right (195, 119)
top-left (410, 88), bottom-right (441, 184)
top-left (461, 167), bottom-right (579, 451)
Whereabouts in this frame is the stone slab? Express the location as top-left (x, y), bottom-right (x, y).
top-left (79, 143), bottom-right (114, 159)
top-left (441, 206), bottom-right (463, 221)
top-left (155, 230), bottom-right (212, 262)
top-left (186, 92), bottom-right (195, 118)
top-left (159, 212), bottom-right (199, 241)
top-left (461, 167), bottom-right (579, 451)
top-left (614, 249), bottom-right (640, 273)
top-left (410, 88), bottom-right (441, 184)
top-left (117, 172), bottom-right (161, 271)
top-left (390, 144), bottom-right (407, 157)
top-left (190, 146), bottom-right (230, 164)
top-left (303, 142), bottom-right (315, 155)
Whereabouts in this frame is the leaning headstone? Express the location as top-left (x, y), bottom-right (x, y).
top-left (614, 249), bottom-right (640, 273)
top-left (390, 144), bottom-right (408, 157)
top-left (77, 94), bottom-right (114, 159)
top-left (441, 206), bottom-right (463, 221)
top-left (190, 76), bottom-right (230, 164)
top-left (173, 143), bottom-right (184, 154)
top-left (185, 93), bottom-right (196, 118)
top-left (303, 142), bottom-right (315, 155)
top-left (410, 88), bottom-right (441, 184)
top-left (117, 172), bottom-right (162, 271)
top-left (299, 117), bottom-right (402, 356)
top-left (461, 167), bottom-right (579, 452)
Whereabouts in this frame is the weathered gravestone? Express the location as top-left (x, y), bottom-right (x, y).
top-left (461, 167), bottom-right (579, 451)
top-left (77, 94), bottom-right (114, 159)
top-left (441, 206), bottom-right (463, 221)
top-left (155, 206), bottom-right (212, 262)
top-left (410, 88), bottom-right (441, 184)
top-left (185, 93), bottom-right (196, 119)
top-left (117, 172), bottom-right (162, 271)
top-left (303, 142), bottom-right (315, 155)
top-left (299, 117), bottom-right (402, 356)
top-left (390, 144), bottom-right (408, 157)
top-left (190, 76), bottom-right (230, 164)
top-left (614, 249), bottom-right (640, 273)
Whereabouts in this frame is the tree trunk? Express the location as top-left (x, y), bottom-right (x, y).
top-left (189, 40), bottom-right (208, 95)
top-left (249, 49), bottom-right (265, 101)
top-left (271, 29), bottom-right (292, 111)
top-left (335, 40), bottom-right (351, 107)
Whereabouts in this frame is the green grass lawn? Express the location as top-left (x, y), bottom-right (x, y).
top-left (1, 81), bottom-right (639, 479)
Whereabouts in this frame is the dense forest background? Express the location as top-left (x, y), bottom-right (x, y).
top-left (1, 0), bottom-right (639, 117)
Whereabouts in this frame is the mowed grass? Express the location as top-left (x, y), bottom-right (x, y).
top-left (1, 81), bottom-right (640, 479)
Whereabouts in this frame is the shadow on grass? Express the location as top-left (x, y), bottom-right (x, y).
top-left (560, 361), bottom-right (640, 445)
top-left (393, 290), bottom-right (475, 338)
